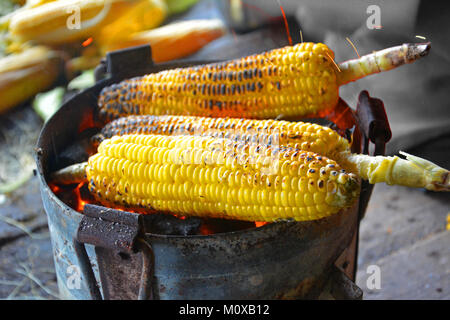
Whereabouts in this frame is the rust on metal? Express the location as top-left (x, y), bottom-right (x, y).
top-left (77, 204), bottom-right (144, 253)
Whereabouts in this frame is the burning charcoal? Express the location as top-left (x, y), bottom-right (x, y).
top-left (142, 214), bottom-right (203, 236)
top-left (200, 218), bottom-right (257, 235)
top-left (57, 128), bottom-right (99, 168)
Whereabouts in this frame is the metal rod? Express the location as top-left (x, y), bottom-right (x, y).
top-left (137, 237), bottom-right (155, 300)
top-left (73, 239), bottom-right (103, 300)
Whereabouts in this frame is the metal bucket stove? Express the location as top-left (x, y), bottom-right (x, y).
top-left (34, 46), bottom-right (391, 300)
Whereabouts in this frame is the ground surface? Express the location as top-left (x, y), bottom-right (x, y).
top-left (0, 0), bottom-right (448, 300)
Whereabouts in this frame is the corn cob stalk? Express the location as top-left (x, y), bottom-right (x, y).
top-left (52, 134), bottom-right (361, 221)
top-left (93, 115), bottom-right (450, 192)
top-left (101, 19), bottom-right (226, 63)
top-left (97, 42), bottom-right (430, 122)
top-left (8, 0), bottom-right (143, 45)
top-left (335, 151), bottom-right (450, 192)
top-left (93, 115), bottom-right (351, 158)
top-left (0, 46), bottom-right (62, 114)
top-left (337, 43), bottom-right (431, 86)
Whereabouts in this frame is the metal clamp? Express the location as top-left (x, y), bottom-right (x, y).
top-left (339, 90), bottom-right (392, 285)
top-left (355, 90), bottom-right (392, 219)
top-left (74, 204), bottom-right (154, 300)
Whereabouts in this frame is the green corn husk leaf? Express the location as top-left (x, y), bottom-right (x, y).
top-left (67, 69), bottom-right (95, 90)
top-left (165, 0), bottom-right (198, 14)
top-left (32, 86), bottom-right (64, 121)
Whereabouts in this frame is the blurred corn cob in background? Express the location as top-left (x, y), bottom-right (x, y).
top-left (7, 0), bottom-right (153, 46)
top-left (0, 0), bottom-right (56, 31)
top-left (101, 19), bottom-right (226, 62)
top-left (91, 115), bottom-right (450, 192)
top-left (98, 42), bottom-right (430, 122)
top-left (0, 0), bottom-right (225, 115)
top-left (95, 0), bottom-right (167, 48)
top-left (69, 19), bottom-right (227, 72)
top-left (0, 46), bottom-right (62, 114)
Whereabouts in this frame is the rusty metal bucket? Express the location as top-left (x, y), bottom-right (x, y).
top-left (34, 45), bottom-right (391, 300)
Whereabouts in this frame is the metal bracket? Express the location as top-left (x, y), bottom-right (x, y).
top-left (94, 45), bottom-right (154, 82)
top-left (342, 90), bottom-right (392, 284)
top-left (74, 204), bottom-right (154, 300)
top-left (320, 265), bottom-right (363, 300)
top-left (356, 90), bottom-right (392, 220)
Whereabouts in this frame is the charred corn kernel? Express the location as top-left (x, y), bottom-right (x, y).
top-left (98, 42), bottom-right (429, 121)
top-left (102, 19), bottom-right (226, 63)
top-left (94, 115), bottom-right (350, 158)
top-left (8, 0), bottom-right (145, 45)
top-left (82, 134), bottom-right (360, 221)
top-left (0, 46), bottom-right (62, 114)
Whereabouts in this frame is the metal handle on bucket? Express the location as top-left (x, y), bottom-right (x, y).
top-left (355, 90), bottom-right (392, 220)
top-left (341, 90), bottom-right (392, 283)
top-left (74, 204), bottom-right (155, 300)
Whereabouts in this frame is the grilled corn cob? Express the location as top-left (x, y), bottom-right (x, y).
top-left (53, 132), bottom-right (450, 221)
top-left (98, 42), bottom-right (430, 122)
top-left (101, 19), bottom-right (226, 63)
top-left (54, 134), bottom-right (361, 221)
top-left (92, 115), bottom-right (450, 192)
top-left (51, 131), bottom-right (450, 221)
top-left (0, 46), bottom-right (62, 114)
top-left (93, 115), bottom-right (351, 158)
top-left (8, 0), bottom-right (145, 45)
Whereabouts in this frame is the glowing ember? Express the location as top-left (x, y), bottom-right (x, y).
top-left (82, 37), bottom-right (93, 47)
top-left (325, 52), bottom-right (341, 73)
top-left (277, 1), bottom-right (292, 46)
top-left (346, 37), bottom-right (360, 58)
top-left (255, 221), bottom-right (268, 227)
top-left (51, 181), bottom-right (271, 235)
